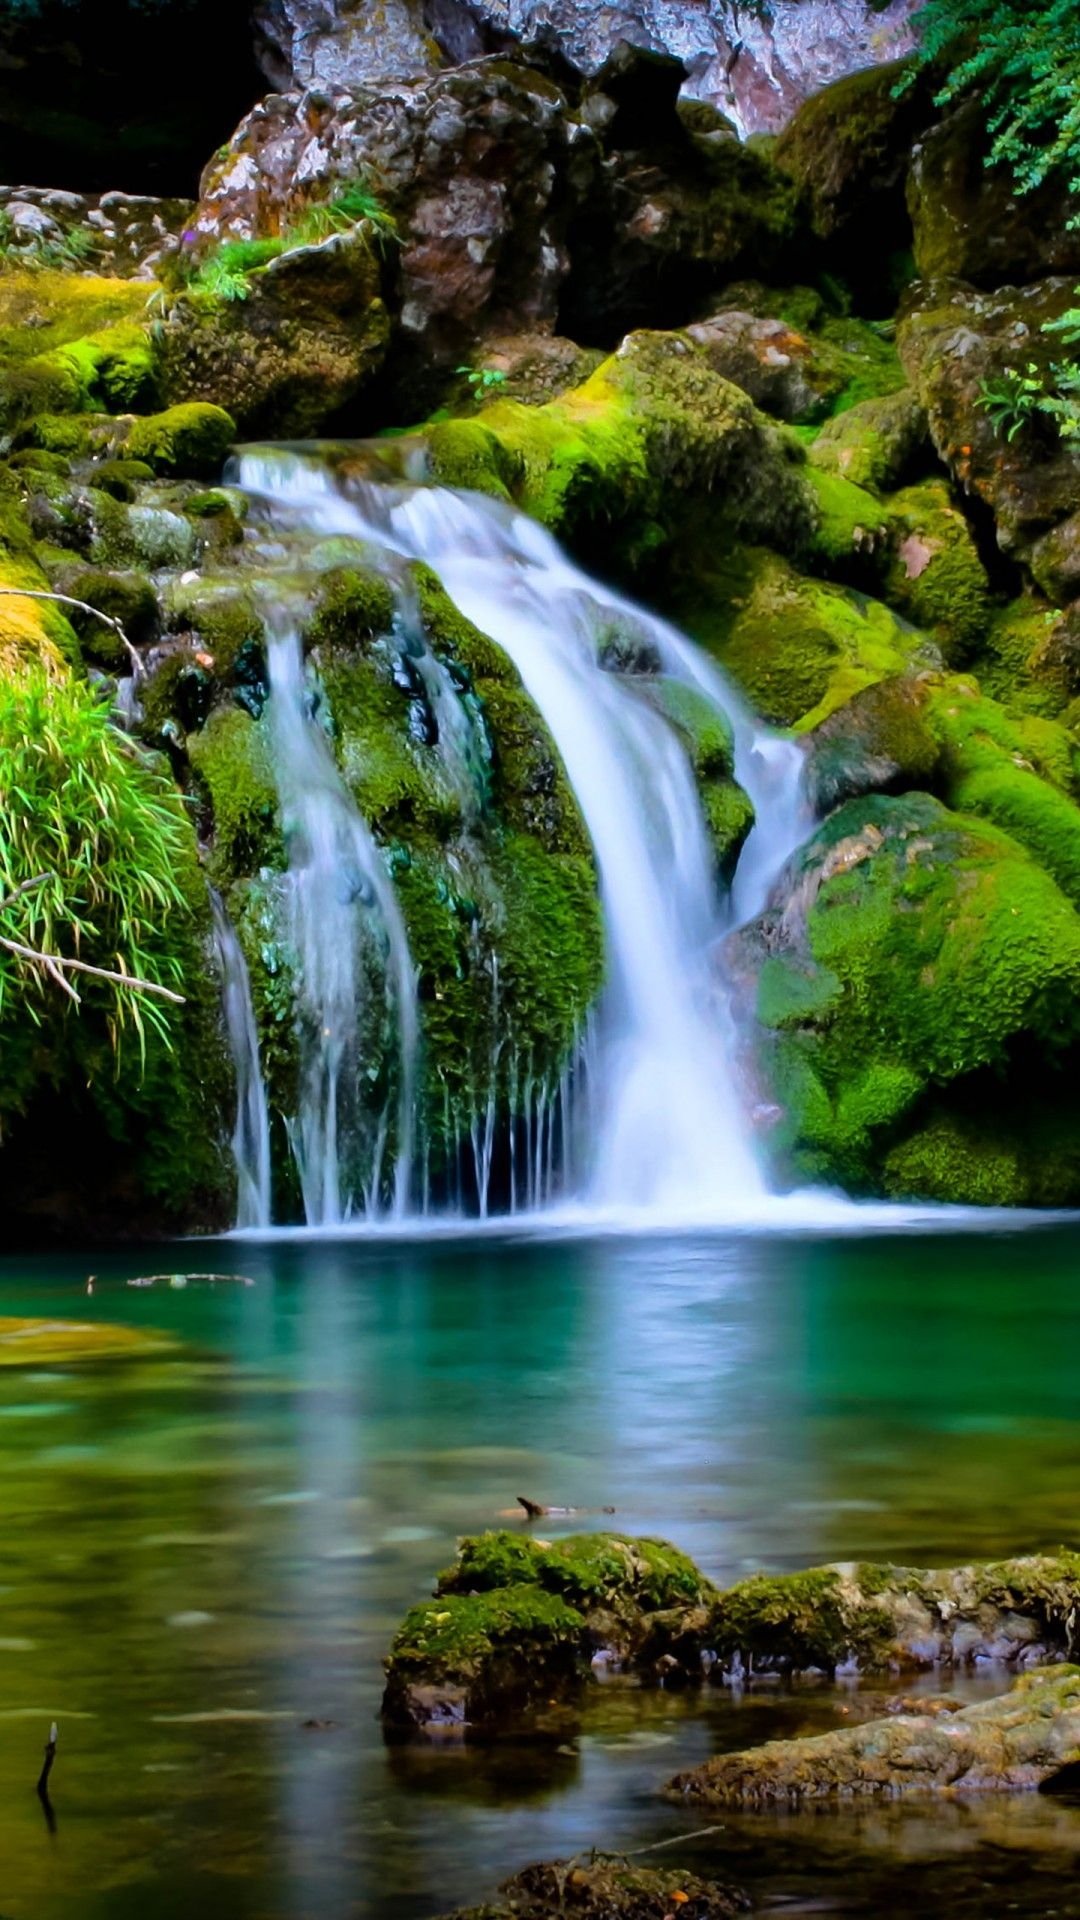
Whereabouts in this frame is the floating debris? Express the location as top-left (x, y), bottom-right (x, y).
top-left (126, 1273), bottom-right (257, 1289)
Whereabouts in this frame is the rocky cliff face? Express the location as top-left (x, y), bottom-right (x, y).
top-left (253, 0), bottom-right (919, 135)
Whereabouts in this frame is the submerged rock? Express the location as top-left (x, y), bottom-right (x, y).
top-left (441, 1857), bottom-right (749, 1920)
top-left (0, 1319), bottom-right (175, 1365)
top-left (668, 1665), bottom-right (1080, 1805)
top-left (381, 1531), bottom-right (715, 1732)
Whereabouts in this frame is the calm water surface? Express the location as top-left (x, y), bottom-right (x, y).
top-left (1, 1222), bottom-right (1079, 1918)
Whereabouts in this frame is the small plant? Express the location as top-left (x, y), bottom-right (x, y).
top-left (0, 211), bottom-right (99, 271)
top-left (457, 365), bottom-right (509, 398)
top-left (288, 181), bottom-right (398, 248)
top-left (978, 366), bottom-right (1047, 441)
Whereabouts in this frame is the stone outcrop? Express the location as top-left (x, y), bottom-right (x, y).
top-left (667, 1666), bottom-right (1080, 1805)
top-left (252, 0), bottom-right (919, 136)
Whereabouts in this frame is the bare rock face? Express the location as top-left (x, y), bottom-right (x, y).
top-left (252, 0), bottom-right (919, 135)
top-left (0, 186), bottom-right (191, 280)
top-left (667, 1666), bottom-right (1080, 1805)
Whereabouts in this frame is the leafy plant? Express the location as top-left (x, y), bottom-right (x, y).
top-left (907, 0), bottom-right (1080, 222)
top-left (456, 364), bottom-right (509, 398)
top-left (978, 366), bottom-right (1047, 441)
top-left (182, 183), bottom-right (397, 302)
top-left (0, 670), bottom-right (193, 1065)
top-left (288, 182), bottom-right (398, 248)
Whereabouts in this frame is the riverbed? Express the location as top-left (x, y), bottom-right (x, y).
top-left (1, 1221), bottom-right (1079, 1918)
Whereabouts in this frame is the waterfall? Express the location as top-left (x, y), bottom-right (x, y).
top-left (263, 607), bottom-right (419, 1224)
top-left (237, 453), bottom-right (811, 1225)
top-left (210, 890), bottom-right (272, 1230)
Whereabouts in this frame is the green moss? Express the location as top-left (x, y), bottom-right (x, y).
top-left (677, 544), bottom-right (924, 729)
top-left (803, 465), bottom-right (893, 584)
top-left (307, 566), bottom-right (395, 648)
top-left (87, 457), bottom-right (156, 502)
top-left (747, 790), bottom-right (1080, 1190)
top-left (163, 580), bottom-right (265, 684)
top-left (710, 1567), bottom-right (894, 1672)
top-left (388, 1585), bottom-right (585, 1674)
top-left (809, 388), bottom-right (930, 494)
top-left (188, 706), bottom-right (281, 877)
top-left (436, 1530), bottom-right (714, 1614)
top-left (926, 677), bottom-right (1080, 908)
top-left (883, 481), bottom-right (992, 664)
top-left (804, 672), bottom-right (942, 813)
top-left (427, 331), bottom-right (815, 574)
top-left (125, 403), bottom-right (236, 479)
top-left (52, 565), bottom-right (158, 665)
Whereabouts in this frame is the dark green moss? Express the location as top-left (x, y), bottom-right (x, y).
top-left (709, 1567), bottom-right (894, 1673)
top-left (187, 706), bottom-right (281, 877)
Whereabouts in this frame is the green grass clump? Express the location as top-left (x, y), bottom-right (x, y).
top-left (0, 668), bottom-right (194, 1065)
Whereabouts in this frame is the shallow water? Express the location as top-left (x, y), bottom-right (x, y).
top-left (1, 1223), bottom-right (1080, 1918)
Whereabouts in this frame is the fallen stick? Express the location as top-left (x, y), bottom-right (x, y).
top-left (516, 1496), bottom-right (617, 1519)
top-left (37, 1721), bottom-right (57, 1798)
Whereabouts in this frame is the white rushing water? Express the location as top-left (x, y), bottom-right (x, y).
top-left (238, 453), bottom-right (811, 1225)
top-left (210, 889), bottom-right (273, 1230)
top-left (263, 606), bottom-right (419, 1225)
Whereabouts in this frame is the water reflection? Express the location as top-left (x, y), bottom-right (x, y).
top-left (0, 1225), bottom-right (1078, 1917)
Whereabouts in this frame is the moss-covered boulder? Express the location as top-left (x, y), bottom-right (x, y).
top-left (908, 98), bottom-right (1080, 289)
top-left (728, 790), bottom-right (1080, 1197)
top-left (809, 387), bottom-right (931, 495)
top-left (159, 230), bottom-right (390, 438)
top-left (676, 545), bottom-right (930, 730)
top-left (0, 266), bottom-right (159, 429)
top-left (442, 1859), bottom-right (748, 1920)
top-left (804, 672), bottom-right (941, 814)
top-left (881, 480), bottom-right (992, 664)
top-left (382, 1531), bottom-right (715, 1733)
top-left (425, 329), bottom-right (815, 578)
top-left (124, 403), bottom-right (236, 480)
top-left (898, 278), bottom-right (1080, 592)
top-left (704, 1551), bottom-right (1080, 1678)
top-left (775, 60), bottom-right (929, 306)
top-left (669, 1665), bottom-right (1080, 1805)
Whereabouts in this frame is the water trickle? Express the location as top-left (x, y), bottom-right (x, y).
top-left (262, 606), bottom-right (418, 1224)
top-left (210, 890), bottom-right (272, 1230)
top-left (237, 452), bottom-right (810, 1224)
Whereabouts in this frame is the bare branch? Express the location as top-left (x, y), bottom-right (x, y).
top-left (0, 935), bottom-right (185, 1004)
top-left (0, 587), bottom-right (142, 681)
top-left (0, 872), bottom-right (54, 912)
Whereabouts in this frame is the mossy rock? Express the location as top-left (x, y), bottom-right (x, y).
top-left (974, 595), bottom-right (1070, 717)
top-left (882, 481), bottom-right (992, 664)
top-left (47, 563), bottom-right (158, 664)
top-left (730, 790), bottom-right (1080, 1194)
top-left (669, 1665), bottom-right (1080, 1805)
top-left (882, 1091), bottom-right (1080, 1207)
top-left (443, 1858), bottom-right (748, 1920)
top-left (710, 283), bottom-right (907, 415)
top-left (124, 403), bottom-right (236, 480)
top-left (382, 1530), bottom-right (715, 1733)
top-left (0, 268), bottom-right (160, 427)
top-left (644, 676), bottom-right (754, 881)
top-left (925, 676), bottom-right (1080, 910)
top-left (804, 672), bottom-right (941, 814)
top-left (809, 388), bottom-right (931, 496)
top-left (426, 329), bottom-right (815, 578)
top-left (0, 1319), bottom-right (175, 1365)
top-left (163, 578), bottom-right (266, 687)
top-left (86, 457), bottom-right (157, 503)
top-left (676, 544), bottom-right (928, 730)
top-left (188, 705), bottom-right (281, 878)
top-left (803, 465), bottom-right (893, 586)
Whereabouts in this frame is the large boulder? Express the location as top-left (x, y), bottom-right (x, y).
top-left (726, 789), bottom-right (1080, 1199)
top-left (159, 230), bottom-right (390, 436)
top-left (668, 1666), bottom-right (1080, 1805)
top-left (909, 99), bottom-right (1080, 289)
top-left (898, 277), bottom-right (1080, 595)
top-left (253, 0), bottom-right (920, 137)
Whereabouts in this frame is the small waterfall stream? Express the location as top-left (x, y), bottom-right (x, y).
top-left (234, 452), bottom-right (810, 1227)
top-left (210, 889), bottom-right (272, 1229)
top-left (263, 606), bottom-right (419, 1225)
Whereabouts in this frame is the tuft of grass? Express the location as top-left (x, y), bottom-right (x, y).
top-left (0, 670), bottom-right (194, 1066)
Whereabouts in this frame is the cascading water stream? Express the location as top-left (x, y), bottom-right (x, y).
top-left (237, 452), bottom-right (811, 1224)
top-left (210, 889), bottom-right (272, 1229)
top-left (262, 605), bottom-right (419, 1224)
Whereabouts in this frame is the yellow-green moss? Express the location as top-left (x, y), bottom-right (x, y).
top-left (188, 706), bottom-right (281, 877)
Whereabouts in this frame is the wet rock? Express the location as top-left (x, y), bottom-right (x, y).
top-left (804, 673), bottom-right (941, 814)
top-left (381, 1531), bottom-right (715, 1733)
top-left (687, 310), bottom-right (830, 423)
top-left (667, 1665), bottom-right (1080, 1804)
top-left (441, 1857), bottom-right (749, 1920)
top-left (0, 186), bottom-right (192, 281)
